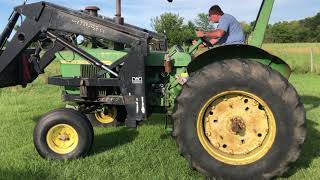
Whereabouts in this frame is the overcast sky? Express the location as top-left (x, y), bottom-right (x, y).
top-left (0, 0), bottom-right (319, 31)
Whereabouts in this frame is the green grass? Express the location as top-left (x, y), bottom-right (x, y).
top-left (1, 46), bottom-right (320, 179)
top-left (0, 61), bottom-right (202, 179)
top-left (263, 43), bottom-right (320, 74)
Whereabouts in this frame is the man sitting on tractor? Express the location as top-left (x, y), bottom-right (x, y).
top-left (195, 5), bottom-right (245, 46)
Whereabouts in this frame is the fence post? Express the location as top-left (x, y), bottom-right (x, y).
top-left (310, 48), bottom-right (314, 73)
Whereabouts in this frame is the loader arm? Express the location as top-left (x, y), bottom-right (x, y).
top-left (0, 1), bottom-right (153, 127)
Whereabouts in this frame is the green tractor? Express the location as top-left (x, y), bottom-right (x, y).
top-left (0, 0), bottom-right (306, 179)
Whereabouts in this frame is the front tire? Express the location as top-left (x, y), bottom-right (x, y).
top-left (172, 59), bottom-right (306, 179)
top-left (34, 108), bottom-right (94, 160)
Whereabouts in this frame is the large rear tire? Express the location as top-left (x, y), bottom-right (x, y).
top-left (172, 59), bottom-right (306, 179)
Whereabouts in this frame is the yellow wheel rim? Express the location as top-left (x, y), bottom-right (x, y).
top-left (46, 124), bottom-right (79, 154)
top-left (197, 90), bottom-right (276, 165)
top-left (95, 107), bottom-right (117, 124)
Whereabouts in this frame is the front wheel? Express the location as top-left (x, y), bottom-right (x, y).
top-left (34, 108), bottom-right (94, 160)
top-left (173, 59), bottom-right (306, 179)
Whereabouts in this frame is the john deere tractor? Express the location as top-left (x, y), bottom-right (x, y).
top-left (0, 0), bottom-right (306, 179)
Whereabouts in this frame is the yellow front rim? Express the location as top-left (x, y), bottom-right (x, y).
top-left (46, 124), bottom-right (79, 154)
top-left (95, 107), bottom-right (117, 124)
top-left (197, 91), bottom-right (276, 165)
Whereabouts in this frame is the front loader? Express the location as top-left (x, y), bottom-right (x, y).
top-left (0, 0), bottom-right (306, 179)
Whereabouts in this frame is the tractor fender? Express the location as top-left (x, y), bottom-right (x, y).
top-left (188, 44), bottom-right (291, 79)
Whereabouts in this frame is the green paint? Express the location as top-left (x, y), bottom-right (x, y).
top-left (188, 39), bottom-right (203, 54)
top-left (248, 0), bottom-right (275, 48)
top-left (145, 51), bottom-right (166, 66)
top-left (60, 64), bottom-right (80, 94)
top-left (58, 43), bottom-right (291, 109)
top-left (188, 44), bottom-right (291, 79)
top-left (57, 0), bottom-right (291, 113)
top-left (55, 48), bottom-right (128, 63)
top-left (171, 52), bottom-right (192, 67)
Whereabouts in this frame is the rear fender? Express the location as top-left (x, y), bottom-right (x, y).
top-left (188, 44), bottom-right (291, 78)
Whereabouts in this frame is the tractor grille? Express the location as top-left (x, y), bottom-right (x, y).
top-left (80, 65), bottom-right (108, 96)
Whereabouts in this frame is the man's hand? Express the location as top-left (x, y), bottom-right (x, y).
top-left (210, 38), bottom-right (218, 45)
top-left (191, 40), bottom-right (204, 48)
top-left (196, 31), bottom-right (206, 38)
top-left (192, 40), bottom-right (197, 45)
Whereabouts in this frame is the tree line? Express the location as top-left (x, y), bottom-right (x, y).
top-left (151, 12), bottom-right (320, 46)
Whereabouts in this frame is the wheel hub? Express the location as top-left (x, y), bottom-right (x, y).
top-left (230, 116), bottom-right (246, 134)
top-left (197, 91), bottom-right (276, 165)
top-left (95, 107), bottom-right (117, 124)
top-left (58, 134), bottom-right (70, 141)
top-left (46, 124), bottom-right (79, 154)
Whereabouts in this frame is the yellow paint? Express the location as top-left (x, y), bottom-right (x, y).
top-left (60, 60), bottom-right (113, 65)
top-left (180, 73), bottom-right (189, 77)
top-left (95, 107), bottom-right (117, 124)
top-left (46, 124), bottom-right (79, 154)
top-left (197, 90), bottom-right (276, 165)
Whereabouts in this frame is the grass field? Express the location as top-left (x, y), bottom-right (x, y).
top-left (195, 43), bottom-right (320, 74)
top-left (263, 43), bottom-right (320, 74)
top-left (1, 44), bottom-right (320, 179)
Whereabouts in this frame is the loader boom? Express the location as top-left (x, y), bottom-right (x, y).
top-left (0, 1), bottom-right (156, 127)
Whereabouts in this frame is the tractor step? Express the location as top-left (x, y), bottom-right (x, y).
top-left (62, 92), bottom-right (125, 105)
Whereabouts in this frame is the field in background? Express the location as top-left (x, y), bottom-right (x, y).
top-left (263, 43), bottom-right (320, 74)
top-left (0, 43), bottom-right (320, 179)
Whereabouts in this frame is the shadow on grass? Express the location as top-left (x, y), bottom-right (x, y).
top-left (300, 95), bottom-right (320, 111)
top-left (284, 95), bottom-right (320, 177)
top-left (0, 169), bottom-right (48, 179)
top-left (144, 113), bottom-right (173, 139)
top-left (32, 115), bottom-right (43, 122)
top-left (90, 127), bottom-right (139, 155)
top-left (284, 119), bottom-right (320, 177)
top-left (144, 113), bottom-right (167, 125)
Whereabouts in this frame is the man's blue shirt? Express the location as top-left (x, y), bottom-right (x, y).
top-left (217, 13), bottom-right (245, 45)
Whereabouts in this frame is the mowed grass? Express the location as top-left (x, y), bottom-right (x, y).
top-left (0, 62), bottom-right (202, 179)
top-left (263, 43), bottom-right (320, 74)
top-left (1, 44), bottom-right (320, 179)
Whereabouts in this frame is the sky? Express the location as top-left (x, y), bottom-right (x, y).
top-left (0, 0), bottom-right (319, 31)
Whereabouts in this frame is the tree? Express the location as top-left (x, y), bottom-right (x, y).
top-left (263, 12), bottom-right (320, 43)
top-left (178, 21), bottom-right (197, 45)
top-left (302, 12), bottom-right (320, 42)
top-left (240, 21), bottom-right (252, 38)
top-left (151, 13), bottom-right (196, 46)
top-left (194, 13), bottom-right (214, 31)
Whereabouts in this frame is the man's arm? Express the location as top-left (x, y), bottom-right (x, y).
top-left (196, 29), bottom-right (225, 39)
top-left (192, 37), bottom-right (219, 48)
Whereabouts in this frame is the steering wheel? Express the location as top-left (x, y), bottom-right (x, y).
top-left (200, 37), bottom-right (214, 49)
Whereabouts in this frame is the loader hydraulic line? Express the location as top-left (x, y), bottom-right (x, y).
top-left (46, 31), bottom-right (119, 77)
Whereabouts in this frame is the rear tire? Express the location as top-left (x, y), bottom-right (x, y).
top-left (34, 108), bottom-right (94, 160)
top-left (172, 59), bottom-right (306, 179)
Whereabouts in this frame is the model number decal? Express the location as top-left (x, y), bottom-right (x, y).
top-left (72, 19), bottom-right (105, 34)
top-left (132, 77), bottom-right (143, 84)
